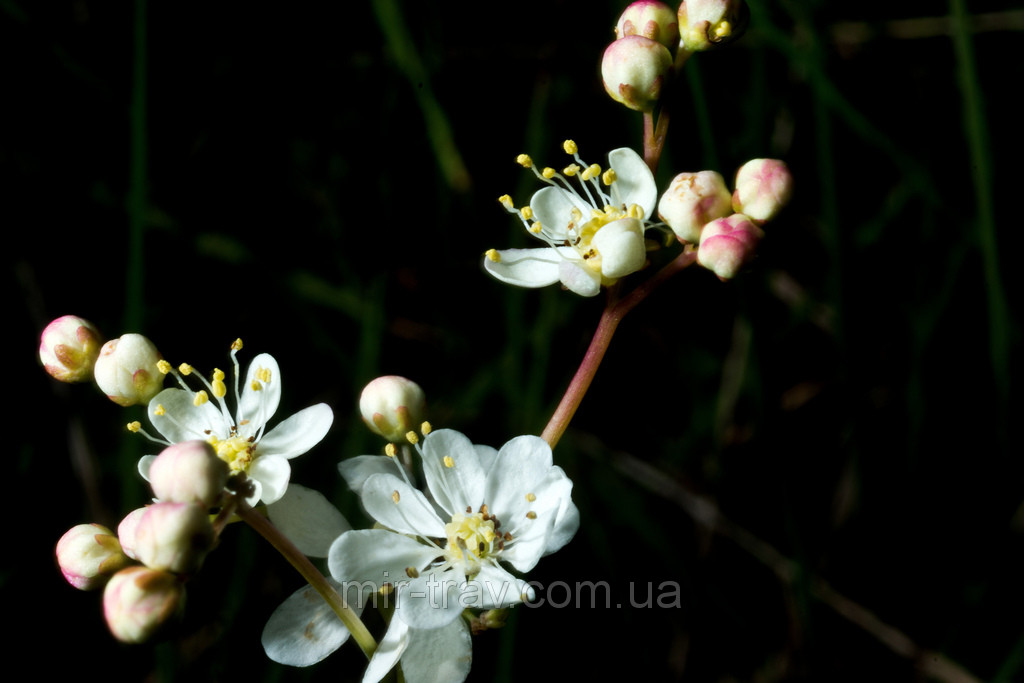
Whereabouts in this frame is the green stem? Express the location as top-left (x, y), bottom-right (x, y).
top-left (540, 248), bottom-right (698, 448)
top-left (236, 501), bottom-right (378, 660)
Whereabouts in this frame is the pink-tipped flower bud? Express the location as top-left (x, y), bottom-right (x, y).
top-left (93, 333), bottom-right (165, 406)
top-left (55, 523), bottom-right (131, 591)
top-left (697, 213), bottom-right (764, 280)
top-left (615, 1), bottom-right (680, 50)
top-left (39, 315), bottom-right (103, 383)
top-left (103, 566), bottom-right (185, 643)
top-left (678, 0), bottom-right (748, 52)
top-left (359, 376), bottom-right (426, 442)
top-left (732, 158), bottom-right (793, 223)
top-left (657, 171), bottom-right (733, 243)
top-left (601, 35), bottom-right (673, 112)
top-left (133, 502), bottom-right (214, 575)
top-left (149, 441), bottom-right (229, 507)
top-left (117, 507), bottom-right (148, 561)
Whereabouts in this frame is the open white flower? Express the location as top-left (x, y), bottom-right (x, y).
top-left (484, 141), bottom-right (661, 297)
top-left (135, 339), bottom-right (333, 506)
top-left (332, 428), bottom-right (579, 632)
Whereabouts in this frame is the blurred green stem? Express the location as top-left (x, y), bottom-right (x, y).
top-left (541, 248), bottom-right (698, 449)
top-left (236, 502), bottom-right (377, 660)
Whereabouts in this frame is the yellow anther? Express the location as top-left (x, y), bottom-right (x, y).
top-left (256, 367), bottom-right (272, 383)
top-left (212, 368), bottom-right (226, 381)
top-left (392, 490), bottom-right (401, 503)
top-left (563, 139), bottom-right (578, 155)
top-left (602, 169), bottom-right (617, 185)
top-left (714, 21), bottom-right (732, 38)
top-left (563, 164), bottom-right (580, 177)
top-left (627, 203), bottom-right (645, 219)
top-left (542, 167), bottom-right (556, 179)
top-left (581, 163), bottom-right (601, 181)
top-left (526, 511), bottom-right (537, 519)
top-left (406, 431), bottom-right (419, 445)
top-left (520, 206), bottom-right (534, 220)
top-left (385, 443), bottom-right (397, 457)
top-left (153, 404), bottom-right (166, 416)
top-left (405, 566), bottom-right (420, 578)
top-left (157, 360), bottom-right (172, 374)
top-left (528, 222), bottom-right (542, 234)
top-left (212, 380), bottom-right (227, 398)
top-left (525, 492), bottom-right (537, 502)
top-left (421, 421), bottom-right (432, 435)
top-left (231, 338), bottom-right (244, 351)
top-left (444, 455), bottom-right (455, 468)
top-left (516, 154), bottom-right (533, 168)
top-left (485, 248), bottom-right (501, 263)
top-left (498, 194), bottom-right (514, 210)
top-left (178, 363), bottom-right (193, 375)
top-left (193, 390), bottom-right (209, 407)
top-left (570, 207), bottom-right (583, 223)
top-left (250, 380), bottom-right (262, 391)
top-left (379, 583), bottom-right (394, 596)
top-left (127, 421), bottom-right (141, 433)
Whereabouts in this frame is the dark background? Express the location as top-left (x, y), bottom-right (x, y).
top-left (6, 0), bottom-right (1022, 680)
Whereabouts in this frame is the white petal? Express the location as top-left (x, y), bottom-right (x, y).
top-left (530, 185), bottom-right (590, 241)
top-left (328, 529), bottom-right (438, 588)
top-left (256, 403), bottom-right (333, 459)
top-left (261, 579), bottom-right (357, 667)
top-left (148, 387), bottom-right (229, 442)
top-left (362, 473), bottom-right (446, 538)
top-left (484, 248), bottom-right (562, 288)
top-left (238, 353), bottom-right (281, 436)
top-left (138, 455), bottom-right (157, 482)
top-left (362, 617), bottom-right (410, 683)
top-left (248, 454), bottom-right (291, 505)
top-left (464, 563), bottom-right (533, 609)
top-left (484, 435), bottom-right (552, 520)
top-left (558, 258), bottom-right (601, 297)
top-left (474, 445), bottom-right (498, 475)
top-left (592, 217), bottom-right (646, 279)
top-left (401, 619), bottom-right (472, 683)
top-left (338, 454), bottom-right (405, 493)
top-left (421, 429), bottom-right (484, 516)
top-left (395, 569), bottom-right (465, 630)
top-left (267, 483), bottom-right (351, 558)
top-left (608, 147), bottom-right (657, 217)
top-left (501, 468), bottom-right (575, 572)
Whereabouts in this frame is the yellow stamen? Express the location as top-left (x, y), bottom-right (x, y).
top-left (421, 421), bottom-right (432, 435)
top-left (405, 566), bottom-right (420, 578)
top-left (153, 404), bottom-right (166, 416)
top-left (385, 443), bottom-right (397, 457)
top-left (127, 421), bottom-right (141, 433)
top-left (516, 154), bottom-right (533, 168)
top-left (231, 338), bottom-right (244, 351)
top-left (157, 360), bottom-right (172, 374)
top-left (542, 167), bottom-right (556, 179)
top-left (498, 194), bottom-right (514, 210)
top-left (444, 455), bottom-right (455, 468)
top-left (563, 164), bottom-right (580, 177)
top-left (193, 390), bottom-right (209, 407)
top-left (406, 431), bottom-right (419, 445)
top-left (528, 222), bottom-right (542, 234)
top-left (520, 206), bottom-right (533, 220)
top-left (255, 367), bottom-right (272, 383)
top-left (602, 169), bottom-right (617, 185)
top-left (581, 163), bottom-right (601, 181)
top-left (525, 492), bottom-right (536, 502)
top-left (526, 511), bottom-right (537, 519)
top-left (212, 368), bottom-right (227, 398)
top-left (392, 490), bottom-right (401, 503)
top-left (485, 249), bottom-right (501, 263)
top-left (563, 139), bottom-right (578, 155)
top-left (714, 21), bottom-right (732, 39)
top-left (178, 363), bottom-right (193, 375)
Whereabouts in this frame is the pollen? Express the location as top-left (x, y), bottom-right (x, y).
top-left (581, 163), bottom-right (601, 181)
top-left (485, 249), bottom-right (501, 263)
top-left (563, 164), bottom-right (580, 177)
top-left (516, 154), bottom-right (533, 168)
top-left (157, 360), bottom-right (172, 374)
top-left (520, 206), bottom-right (534, 220)
top-left (542, 167), bottom-right (556, 179)
top-left (392, 490), bottom-right (401, 503)
top-left (178, 363), bottom-right (193, 375)
top-left (525, 492), bottom-right (536, 502)
top-left (528, 222), bottom-right (542, 234)
top-left (255, 367), bottom-right (272, 383)
top-left (602, 169), bottom-right (617, 185)
top-left (563, 139), bottom-right (578, 155)
top-left (421, 421), bottom-right (432, 435)
top-left (212, 368), bottom-right (227, 398)
top-left (250, 380), bottom-right (262, 391)
top-left (498, 194), bottom-right (514, 210)
top-left (526, 511), bottom-right (537, 519)
top-left (127, 421), bottom-right (141, 433)
top-left (385, 443), bottom-right (398, 457)
top-left (444, 455), bottom-right (455, 468)
top-left (406, 431), bottom-right (419, 445)
top-left (153, 404), bottom-right (166, 416)
top-left (193, 390), bottom-right (209, 407)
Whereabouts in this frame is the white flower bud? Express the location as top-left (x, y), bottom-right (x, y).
top-left (117, 506), bottom-right (148, 561)
top-left (149, 441), bottom-right (229, 507)
top-left (133, 502), bottom-right (214, 574)
top-left (697, 213), bottom-right (764, 280)
top-left (360, 376), bottom-right (426, 442)
top-left (592, 218), bottom-right (646, 279)
top-left (657, 171), bottom-right (733, 243)
top-left (615, 1), bottom-right (680, 50)
top-left (601, 35), bottom-right (673, 112)
top-left (55, 523), bottom-right (130, 591)
top-left (678, 0), bottom-right (748, 52)
top-left (39, 315), bottom-right (103, 383)
top-left (103, 566), bottom-right (185, 643)
top-left (732, 158), bottom-right (793, 223)
top-left (93, 333), bottom-right (165, 407)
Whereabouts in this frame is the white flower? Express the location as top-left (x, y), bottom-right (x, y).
top-left (484, 141), bottom-right (661, 297)
top-left (136, 340), bottom-right (333, 506)
top-left (332, 429), bottom-right (579, 631)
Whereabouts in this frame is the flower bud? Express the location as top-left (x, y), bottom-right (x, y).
top-left (103, 566), bottom-right (185, 643)
top-left (56, 523), bottom-right (131, 591)
top-left (149, 441), bottom-right (229, 507)
top-left (133, 502), bottom-right (214, 575)
top-left (117, 506), bottom-right (149, 561)
top-left (615, 1), bottom-right (680, 50)
top-left (678, 0), bottom-right (749, 52)
top-left (697, 213), bottom-right (764, 280)
top-left (39, 315), bottom-right (103, 383)
top-left (731, 158), bottom-right (793, 223)
top-left (359, 376), bottom-right (426, 442)
top-left (93, 333), bottom-right (165, 406)
top-left (601, 35), bottom-right (673, 112)
top-left (593, 218), bottom-right (646, 279)
top-left (657, 171), bottom-right (732, 243)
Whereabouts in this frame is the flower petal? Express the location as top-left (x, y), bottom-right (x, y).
top-left (484, 248), bottom-right (562, 288)
top-left (401, 619), bottom-right (472, 683)
top-left (248, 454), bottom-right (291, 505)
top-left (464, 563), bottom-right (534, 609)
top-left (395, 568), bottom-right (466, 630)
top-left (361, 474), bottom-right (446, 538)
top-left (558, 258), bottom-right (601, 297)
top-left (608, 147), bottom-right (657, 217)
top-left (501, 468), bottom-right (576, 572)
top-left (530, 186), bottom-right (589, 241)
top-left (592, 217), bottom-right (646, 279)
top-left (137, 454), bottom-right (157, 482)
top-left (338, 454), bottom-right (405, 493)
top-left (484, 435), bottom-right (553, 520)
top-left (362, 617), bottom-right (410, 683)
top-left (421, 429), bottom-right (485, 516)
top-left (267, 483), bottom-right (351, 558)
top-left (256, 403), bottom-right (333, 459)
top-left (148, 387), bottom-right (228, 442)
top-left (328, 529), bottom-right (439, 588)
top-left (260, 579), bottom-right (358, 667)
top-left (238, 353), bottom-right (281, 436)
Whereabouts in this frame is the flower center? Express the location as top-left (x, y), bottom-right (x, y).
top-left (444, 511), bottom-right (497, 573)
top-left (209, 434), bottom-right (255, 474)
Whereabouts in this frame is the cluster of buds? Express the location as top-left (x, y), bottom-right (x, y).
top-left (39, 316), bottom-right (165, 407)
top-left (602, 0), bottom-right (747, 111)
top-left (56, 441), bottom-right (230, 642)
top-left (658, 158), bottom-right (792, 279)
